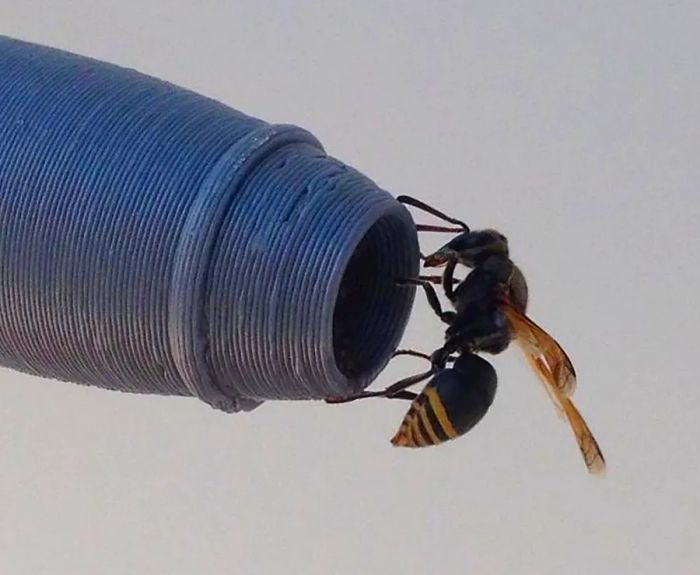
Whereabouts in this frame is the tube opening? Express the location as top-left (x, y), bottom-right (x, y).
top-left (333, 212), bottom-right (417, 383)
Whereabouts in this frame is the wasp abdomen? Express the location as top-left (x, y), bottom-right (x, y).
top-left (391, 354), bottom-right (497, 447)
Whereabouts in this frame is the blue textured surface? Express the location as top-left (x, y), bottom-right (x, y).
top-left (0, 37), bottom-right (419, 411)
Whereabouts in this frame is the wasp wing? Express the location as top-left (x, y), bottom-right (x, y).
top-left (501, 298), bottom-right (576, 397)
top-left (559, 394), bottom-right (606, 475)
top-left (521, 349), bottom-right (567, 419)
top-left (501, 300), bottom-right (606, 475)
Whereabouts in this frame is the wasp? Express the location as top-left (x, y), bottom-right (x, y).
top-left (327, 196), bottom-right (605, 475)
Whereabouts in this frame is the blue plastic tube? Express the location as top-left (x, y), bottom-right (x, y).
top-left (0, 36), bottom-right (419, 412)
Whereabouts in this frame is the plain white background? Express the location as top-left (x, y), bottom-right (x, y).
top-left (1, 2), bottom-right (698, 574)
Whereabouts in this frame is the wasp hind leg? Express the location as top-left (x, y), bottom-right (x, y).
top-left (324, 367), bottom-right (436, 404)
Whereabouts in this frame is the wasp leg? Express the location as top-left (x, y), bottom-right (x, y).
top-left (429, 340), bottom-right (465, 369)
top-left (442, 259), bottom-right (458, 301)
top-left (393, 349), bottom-right (457, 363)
top-left (382, 367), bottom-right (437, 396)
top-left (397, 195), bottom-right (469, 230)
top-left (395, 278), bottom-right (456, 324)
top-left (325, 367), bottom-right (436, 404)
top-left (418, 274), bottom-right (460, 285)
top-left (387, 390), bottom-right (418, 400)
top-left (393, 349), bottom-right (432, 361)
top-left (416, 224), bottom-right (465, 233)
top-left (325, 389), bottom-right (417, 403)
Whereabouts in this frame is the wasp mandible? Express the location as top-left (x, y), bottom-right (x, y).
top-left (327, 196), bottom-right (605, 475)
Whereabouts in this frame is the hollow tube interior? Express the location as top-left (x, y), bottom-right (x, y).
top-left (333, 213), bottom-right (417, 383)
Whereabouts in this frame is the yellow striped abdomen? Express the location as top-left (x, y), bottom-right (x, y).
top-left (391, 354), bottom-right (497, 448)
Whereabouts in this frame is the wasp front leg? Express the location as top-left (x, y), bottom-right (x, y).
top-left (395, 277), bottom-right (456, 325)
top-left (397, 195), bottom-right (470, 231)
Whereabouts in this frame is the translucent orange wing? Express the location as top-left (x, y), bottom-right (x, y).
top-left (559, 394), bottom-right (606, 475)
top-left (501, 300), bottom-right (606, 475)
top-left (501, 299), bottom-right (576, 397)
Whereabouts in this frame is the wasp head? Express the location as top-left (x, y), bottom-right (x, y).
top-left (424, 229), bottom-right (508, 268)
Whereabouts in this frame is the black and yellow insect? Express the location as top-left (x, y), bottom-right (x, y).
top-left (390, 353), bottom-right (496, 447)
top-left (327, 195), bottom-right (605, 475)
